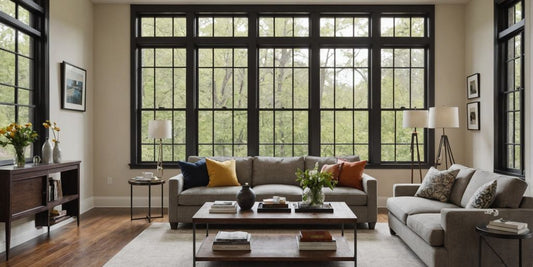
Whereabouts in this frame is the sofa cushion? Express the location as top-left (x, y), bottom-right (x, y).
top-left (415, 167), bottom-right (459, 202)
top-left (304, 156), bottom-right (337, 171)
top-left (189, 156), bottom-right (253, 186)
top-left (253, 157), bottom-right (304, 186)
top-left (252, 184), bottom-right (303, 202)
top-left (178, 159), bottom-right (209, 190)
top-left (406, 214), bottom-right (444, 247)
top-left (205, 158), bottom-right (240, 187)
top-left (466, 180), bottom-right (497, 208)
top-left (337, 160), bottom-right (366, 190)
top-left (387, 196), bottom-right (459, 224)
top-left (460, 170), bottom-right (527, 208)
top-left (492, 176), bottom-right (528, 208)
top-left (178, 186), bottom-right (241, 205)
top-left (448, 164), bottom-right (476, 206)
top-left (322, 186), bottom-right (367, 205)
top-left (321, 163), bottom-right (342, 181)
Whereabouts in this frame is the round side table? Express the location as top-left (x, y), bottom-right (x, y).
top-left (476, 225), bottom-right (532, 267)
top-left (129, 178), bottom-right (166, 222)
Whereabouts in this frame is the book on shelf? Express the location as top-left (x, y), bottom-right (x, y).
top-left (212, 243), bottom-right (251, 251)
top-left (486, 224), bottom-right (530, 234)
top-left (214, 231), bottom-right (250, 242)
top-left (299, 230), bottom-right (333, 242)
top-left (297, 236), bottom-right (337, 250)
top-left (212, 231), bottom-right (251, 251)
top-left (489, 218), bottom-right (528, 230)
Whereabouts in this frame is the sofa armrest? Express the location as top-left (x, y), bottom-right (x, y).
top-left (441, 208), bottom-right (533, 266)
top-left (168, 174), bottom-right (184, 225)
top-left (393, 183), bottom-right (421, 197)
top-left (362, 173), bottom-right (377, 223)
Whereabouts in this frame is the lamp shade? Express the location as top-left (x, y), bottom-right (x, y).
top-left (402, 110), bottom-right (428, 128)
top-left (428, 107), bottom-right (459, 129)
top-left (148, 120), bottom-right (172, 139)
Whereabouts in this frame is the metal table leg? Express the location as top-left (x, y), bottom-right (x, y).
top-left (193, 222), bottom-right (196, 266)
top-left (161, 183), bottom-right (164, 218)
top-left (130, 184), bottom-right (133, 220)
top-left (354, 223), bottom-right (357, 267)
top-left (148, 183), bottom-right (152, 222)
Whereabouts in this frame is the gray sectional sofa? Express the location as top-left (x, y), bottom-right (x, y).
top-left (387, 164), bottom-right (533, 267)
top-left (169, 156), bottom-right (377, 229)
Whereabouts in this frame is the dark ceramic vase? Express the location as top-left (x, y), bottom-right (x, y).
top-left (236, 182), bottom-right (256, 210)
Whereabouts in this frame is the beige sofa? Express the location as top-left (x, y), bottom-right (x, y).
top-left (387, 164), bottom-right (533, 267)
top-left (169, 156), bottom-right (377, 229)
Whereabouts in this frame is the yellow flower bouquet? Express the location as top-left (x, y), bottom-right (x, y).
top-left (0, 123), bottom-right (39, 167)
top-left (42, 120), bottom-right (61, 143)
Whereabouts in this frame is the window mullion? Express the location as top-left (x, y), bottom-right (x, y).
top-left (309, 11), bottom-right (320, 156)
top-left (248, 12), bottom-right (259, 156)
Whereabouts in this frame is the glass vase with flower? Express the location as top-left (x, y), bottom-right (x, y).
top-left (295, 162), bottom-right (337, 207)
top-left (0, 123), bottom-right (39, 167)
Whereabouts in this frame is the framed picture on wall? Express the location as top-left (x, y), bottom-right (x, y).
top-left (61, 61), bottom-right (87, 112)
top-left (467, 73), bottom-right (480, 99)
top-left (467, 102), bottom-right (480, 130)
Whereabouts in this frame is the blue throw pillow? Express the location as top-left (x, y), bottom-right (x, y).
top-left (178, 159), bottom-right (209, 190)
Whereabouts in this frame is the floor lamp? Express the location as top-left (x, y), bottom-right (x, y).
top-left (403, 110), bottom-right (428, 183)
top-left (429, 107), bottom-right (459, 169)
top-left (149, 120), bottom-right (172, 179)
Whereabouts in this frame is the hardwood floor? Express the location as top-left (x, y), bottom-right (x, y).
top-left (1, 208), bottom-right (388, 266)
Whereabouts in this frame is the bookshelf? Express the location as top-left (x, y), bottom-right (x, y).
top-left (0, 161), bottom-right (81, 260)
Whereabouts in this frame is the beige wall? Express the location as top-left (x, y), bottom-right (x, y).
top-left (92, 4), bottom-right (468, 208)
top-left (464, 0), bottom-right (494, 171)
top-left (527, 0), bottom-right (533, 196)
top-left (0, 0), bottom-right (95, 254)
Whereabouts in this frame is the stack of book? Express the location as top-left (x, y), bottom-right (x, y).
top-left (261, 198), bottom-right (289, 209)
top-left (209, 201), bottom-right (237, 214)
top-left (297, 230), bottom-right (337, 250)
top-left (487, 218), bottom-right (529, 234)
top-left (212, 231), bottom-right (251, 251)
top-left (50, 209), bottom-right (68, 223)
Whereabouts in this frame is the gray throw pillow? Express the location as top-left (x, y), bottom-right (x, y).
top-left (415, 167), bottom-right (459, 202)
top-left (466, 180), bottom-right (497, 209)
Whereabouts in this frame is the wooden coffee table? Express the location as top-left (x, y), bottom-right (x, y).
top-left (191, 201), bottom-right (358, 266)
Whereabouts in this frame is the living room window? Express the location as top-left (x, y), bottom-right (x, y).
top-left (130, 5), bottom-right (434, 169)
top-left (0, 0), bottom-right (48, 165)
top-left (495, 0), bottom-right (525, 176)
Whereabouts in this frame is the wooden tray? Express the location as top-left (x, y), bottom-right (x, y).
top-left (294, 202), bottom-right (334, 213)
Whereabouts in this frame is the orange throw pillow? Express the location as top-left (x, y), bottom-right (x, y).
top-left (320, 163), bottom-right (343, 181)
top-left (337, 159), bottom-right (367, 190)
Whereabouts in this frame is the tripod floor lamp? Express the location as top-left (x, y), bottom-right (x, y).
top-left (148, 120), bottom-right (172, 179)
top-left (428, 107), bottom-right (459, 169)
top-left (403, 110), bottom-right (428, 183)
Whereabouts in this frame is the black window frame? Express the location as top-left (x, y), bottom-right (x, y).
top-left (0, 0), bottom-right (49, 166)
top-left (130, 5), bottom-right (434, 169)
top-left (494, 0), bottom-right (525, 177)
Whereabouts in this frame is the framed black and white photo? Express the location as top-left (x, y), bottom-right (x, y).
top-left (467, 73), bottom-right (480, 99)
top-left (467, 102), bottom-right (480, 130)
top-left (61, 61), bottom-right (87, 112)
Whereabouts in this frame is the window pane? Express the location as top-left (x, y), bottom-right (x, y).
top-left (0, 0), bottom-right (16, 18)
top-left (294, 17), bottom-right (309, 37)
top-left (275, 17), bottom-right (293, 37)
top-left (381, 17), bottom-right (394, 37)
top-left (336, 17), bottom-right (353, 37)
top-left (411, 17), bottom-right (425, 37)
top-left (259, 17), bottom-right (274, 37)
top-left (0, 50), bottom-right (15, 86)
top-left (141, 17), bottom-right (155, 37)
top-left (320, 18), bottom-right (334, 37)
top-left (0, 23), bottom-right (15, 51)
top-left (354, 18), bottom-right (369, 37)
top-left (214, 17), bottom-right (233, 37)
top-left (198, 17), bottom-right (213, 37)
top-left (174, 17), bottom-right (187, 37)
top-left (18, 32), bottom-right (32, 58)
top-left (394, 18), bottom-right (410, 37)
top-left (234, 17), bottom-right (248, 37)
top-left (155, 17), bottom-right (173, 37)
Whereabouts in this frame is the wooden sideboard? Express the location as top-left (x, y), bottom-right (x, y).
top-left (0, 161), bottom-right (81, 260)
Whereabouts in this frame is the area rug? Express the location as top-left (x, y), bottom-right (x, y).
top-left (104, 223), bottom-right (424, 267)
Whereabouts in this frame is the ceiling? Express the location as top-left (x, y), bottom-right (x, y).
top-left (91, 0), bottom-right (469, 4)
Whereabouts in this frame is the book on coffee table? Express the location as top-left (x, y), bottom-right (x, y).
top-left (213, 231), bottom-right (251, 251)
top-left (209, 201), bottom-right (237, 214)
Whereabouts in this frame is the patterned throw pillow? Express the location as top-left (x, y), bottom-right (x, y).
top-left (415, 167), bottom-right (459, 202)
top-left (466, 180), bottom-right (497, 209)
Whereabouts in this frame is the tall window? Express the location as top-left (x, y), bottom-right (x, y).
top-left (130, 5), bottom-right (434, 169)
top-left (495, 0), bottom-right (525, 176)
top-left (0, 0), bottom-right (48, 165)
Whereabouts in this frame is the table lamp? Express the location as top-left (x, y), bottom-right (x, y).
top-left (148, 120), bottom-right (172, 178)
top-left (402, 110), bottom-right (428, 183)
top-left (428, 107), bottom-right (459, 169)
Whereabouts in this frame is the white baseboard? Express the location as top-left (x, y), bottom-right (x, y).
top-left (81, 196), bottom-right (95, 214)
top-left (94, 196), bottom-right (169, 208)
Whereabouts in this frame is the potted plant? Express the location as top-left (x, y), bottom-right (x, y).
top-left (0, 123), bottom-right (39, 167)
top-left (296, 163), bottom-right (337, 207)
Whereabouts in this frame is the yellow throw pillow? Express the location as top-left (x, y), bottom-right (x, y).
top-left (206, 158), bottom-right (240, 187)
